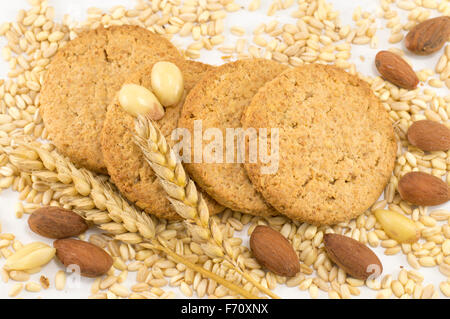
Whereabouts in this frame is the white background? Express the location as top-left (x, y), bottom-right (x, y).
top-left (0, 0), bottom-right (448, 299)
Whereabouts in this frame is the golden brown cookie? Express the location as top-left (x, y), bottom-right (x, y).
top-left (101, 60), bottom-right (224, 220)
top-left (41, 25), bottom-right (183, 173)
top-left (242, 64), bottom-right (396, 225)
top-left (177, 59), bottom-right (288, 216)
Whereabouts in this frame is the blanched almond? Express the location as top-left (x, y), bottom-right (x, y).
top-left (374, 209), bottom-right (419, 243)
top-left (118, 84), bottom-right (165, 120)
top-left (151, 61), bottom-right (184, 107)
top-left (4, 242), bottom-right (55, 271)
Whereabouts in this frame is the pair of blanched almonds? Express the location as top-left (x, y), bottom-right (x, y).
top-left (119, 61), bottom-right (184, 119)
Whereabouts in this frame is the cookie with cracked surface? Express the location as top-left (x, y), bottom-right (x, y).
top-left (41, 25), bottom-right (183, 173)
top-left (101, 60), bottom-right (224, 220)
top-left (242, 64), bottom-right (396, 225)
top-left (177, 59), bottom-right (288, 216)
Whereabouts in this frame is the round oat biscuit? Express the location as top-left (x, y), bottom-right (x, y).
top-left (177, 59), bottom-right (288, 216)
top-left (41, 25), bottom-right (183, 173)
top-left (242, 64), bottom-right (397, 225)
top-left (101, 60), bottom-right (224, 220)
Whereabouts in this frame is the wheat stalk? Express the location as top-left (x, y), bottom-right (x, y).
top-left (134, 115), bottom-right (280, 299)
top-left (5, 136), bottom-right (259, 298)
top-left (140, 241), bottom-right (257, 299)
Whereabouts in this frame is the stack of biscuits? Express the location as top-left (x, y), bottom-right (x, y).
top-left (41, 25), bottom-right (396, 226)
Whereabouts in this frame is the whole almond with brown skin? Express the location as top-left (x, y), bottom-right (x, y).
top-left (405, 16), bottom-right (450, 55)
top-left (407, 120), bottom-right (450, 152)
top-left (250, 225), bottom-right (300, 277)
top-left (28, 206), bottom-right (88, 239)
top-left (375, 51), bottom-right (419, 90)
top-left (398, 172), bottom-right (450, 206)
top-left (324, 234), bottom-right (383, 280)
top-left (53, 239), bottom-right (113, 278)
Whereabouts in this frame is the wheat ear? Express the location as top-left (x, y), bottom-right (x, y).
top-left (134, 115), bottom-right (280, 299)
top-left (6, 137), bottom-right (258, 298)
